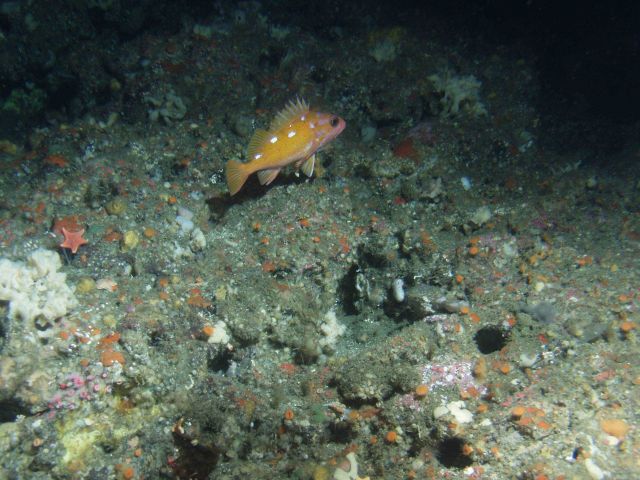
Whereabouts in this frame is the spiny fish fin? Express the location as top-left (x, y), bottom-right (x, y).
top-left (270, 97), bottom-right (310, 131)
top-left (247, 129), bottom-right (270, 160)
top-left (300, 154), bottom-right (316, 177)
top-left (226, 160), bottom-right (249, 196)
top-left (257, 168), bottom-right (281, 186)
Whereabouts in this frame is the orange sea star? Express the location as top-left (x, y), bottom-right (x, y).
top-left (60, 227), bottom-right (88, 254)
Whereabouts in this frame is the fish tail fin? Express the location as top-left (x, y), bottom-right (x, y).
top-left (226, 160), bottom-right (250, 195)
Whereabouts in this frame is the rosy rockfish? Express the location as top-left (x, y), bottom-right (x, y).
top-left (225, 98), bottom-right (346, 195)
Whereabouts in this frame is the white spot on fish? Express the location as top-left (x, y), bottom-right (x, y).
top-left (300, 115), bottom-right (306, 121)
top-left (309, 122), bottom-right (315, 129)
top-left (287, 130), bottom-right (296, 138)
top-left (270, 136), bottom-right (278, 143)
top-left (254, 153), bottom-right (262, 160)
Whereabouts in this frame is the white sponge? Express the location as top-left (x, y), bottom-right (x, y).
top-left (0, 249), bottom-right (78, 325)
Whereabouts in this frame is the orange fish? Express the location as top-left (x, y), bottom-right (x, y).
top-left (226, 98), bottom-right (346, 195)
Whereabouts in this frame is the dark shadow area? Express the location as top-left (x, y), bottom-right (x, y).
top-left (436, 436), bottom-right (474, 469)
top-left (474, 325), bottom-right (509, 354)
top-left (0, 398), bottom-right (30, 423)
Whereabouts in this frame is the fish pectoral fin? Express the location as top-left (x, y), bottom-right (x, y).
top-left (300, 154), bottom-right (316, 177)
top-left (257, 168), bottom-right (281, 185)
top-left (247, 129), bottom-right (270, 159)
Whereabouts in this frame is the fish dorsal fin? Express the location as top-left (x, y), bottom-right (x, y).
top-left (270, 97), bottom-right (310, 131)
top-left (247, 129), bottom-right (270, 160)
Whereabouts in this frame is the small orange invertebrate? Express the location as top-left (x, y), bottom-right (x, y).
top-left (103, 230), bottom-right (123, 242)
top-left (279, 362), bottom-right (296, 375)
top-left (339, 236), bottom-right (350, 254)
top-left (143, 227), bottom-right (156, 238)
top-left (385, 430), bottom-right (398, 443)
top-left (44, 153), bottom-right (69, 168)
top-left (202, 325), bottom-right (215, 337)
top-left (283, 409), bottom-right (295, 421)
top-left (420, 231), bottom-right (437, 252)
top-left (121, 466), bottom-right (135, 480)
top-left (347, 410), bottom-right (361, 422)
top-left (187, 294), bottom-right (211, 308)
top-left (511, 405), bottom-right (526, 418)
top-left (414, 384), bottom-right (429, 397)
top-left (462, 385), bottom-right (480, 398)
top-left (100, 350), bottom-right (125, 367)
top-left (498, 362), bottom-right (512, 374)
top-left (536, 420), bottom-right (552, 430)
top-left (575, 255), bottom-right (592, 267)
top-left (473, 356), bottom-right (487, 380)
top-left (517, 416), bottom-right (534, 426)
top-left (600, 418), bottom-right (629, 439)
top-left (298, 217), bottom-right (310, 228)
top-left (393, 137), bottom-right (418, 160)
top-left (620, 321), bottom-right (637, 333)
top-left (98, 332), bottom-right (121, 348)
top-left (468, 245), bottom-right (479, 256)
top-left (262, 260), bottom-right (276, 272)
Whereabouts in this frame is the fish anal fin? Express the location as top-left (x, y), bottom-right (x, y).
top-left (257, 168), bottom-right (281, 185)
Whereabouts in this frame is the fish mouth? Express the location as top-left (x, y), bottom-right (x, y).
top-left (319, 121), bottom-right (346, 149)
top-left (328, 117), bottom-right (346, 140)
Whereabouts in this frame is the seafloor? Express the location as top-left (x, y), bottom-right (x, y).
top-left (0, 2), bottom-right (639, 479)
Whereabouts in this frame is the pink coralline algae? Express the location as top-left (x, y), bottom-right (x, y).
top-left (421, 361), bottom-right (488, 396)
top-left (47, 369), bottom-right (113, 416)
top-left (397, 393), bottom-right (425, 412)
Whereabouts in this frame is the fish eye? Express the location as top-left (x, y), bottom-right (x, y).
top-left (330, 117), bottom-right (340, 127)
